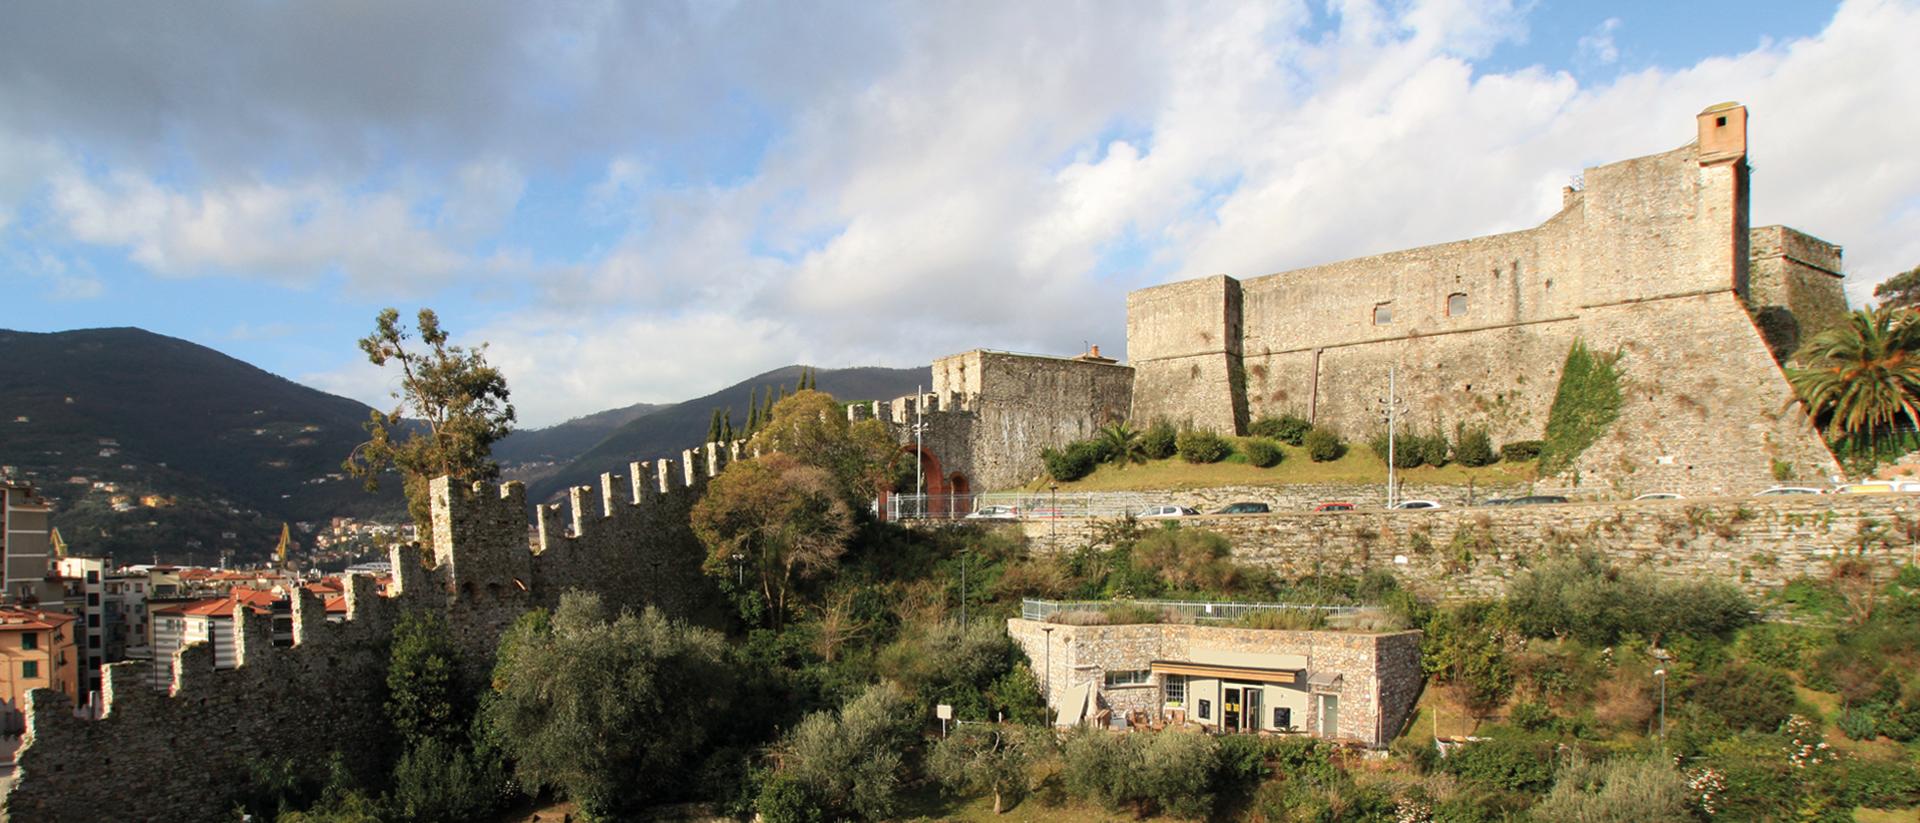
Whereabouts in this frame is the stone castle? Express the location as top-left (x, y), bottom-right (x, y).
top-left (876, 103), bottom-right (1847, 496)
top-left (2, 448), bottom-right (729, 822)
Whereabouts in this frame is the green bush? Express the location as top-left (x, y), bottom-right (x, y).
top-left (1529, 755), bottom-right (1693, 821)
top-left (1303, 427), bottom-right (1346, 462)
top-left (1241, 437), bottom-right (1284, 468)
top-left (756, 773), bottom-right (826, 823)
top-left (1441, 738), bottom-right (1556, 793)
top-left (1061, 730), bottom-right (1222, 817)
top-left (1176, 429), bottom-right (1232, 464)
top-left (1505, 553), bottom-right (1753, 645)
top-left (1838, 759), bottom-right (1920, 808)
top-left (1140, 419), bottom-right (1178, 460)
top-left (775, 682), bottom-right (920, 820)
top-left (390, 737), bottom-right (510, 823)
top-left (1837, 706), bottom-right (1881, 740)
top-left (1418, 428), bottom-right (1452, 467)
top-left (1539, 340), bottom-right (1624, 474)
top-left (1042, 439), bottom-right (1103, 481)
top-left (1250, 414), bottom-right (1312, 445)
top-left (1368, 428), bottom-right (1427, 469)
top-left (1454, 425), bottom-right (1497, 467)
top-left (1687, 664), bottom-right (1796, 733)
top-left (1499, 440), bottom-right (1544, 461)
top-left (1508, 700), bottom-right (1555, 732)
top-left (1738, 623), bottom-right (1826, 670)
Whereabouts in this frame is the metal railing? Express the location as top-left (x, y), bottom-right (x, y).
top-left (886, 492), bottom-right (1168, 521)
top-left (1021, 598), bottom-right (1362, 622)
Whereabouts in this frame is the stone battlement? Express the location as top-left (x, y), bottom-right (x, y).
top-left (1, 437), bottom-right (733, 823)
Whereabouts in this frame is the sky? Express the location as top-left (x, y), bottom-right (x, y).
top-left (3, 0), bottom-right (1917, 428)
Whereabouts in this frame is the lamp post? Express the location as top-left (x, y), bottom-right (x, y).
top-left (1377, 363), bottom-right (1406, 509)
top-left (1048, 482), bottom-right (1059, 541)
top-left (1041, 626), bottom-right (1056, 721)
top-left (730, 552), bottom-right (744, 588)
top-left (960, 547), bottom-right (968, 626)
top-left (1650, 647), bottom-right (1671, 747)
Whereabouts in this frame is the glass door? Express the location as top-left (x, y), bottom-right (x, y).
top-left (1317, 694), bottom-right (1339, 738)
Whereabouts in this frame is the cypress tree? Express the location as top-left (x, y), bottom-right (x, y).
top-left (722, 409), bottom-right (734, 442)
top-left (707, 409), bottom-right (722, 443)
top-left (747, 390), bottom-right (760, 433)
top-left (796, 369), bottom-right (807, 393)
top-left (762, 385), bottom-right (776, 422)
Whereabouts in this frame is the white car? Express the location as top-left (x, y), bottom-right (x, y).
top-left (1393, 500), bottom-right (1442, 510)
top-left (1834, 481), bottom-right (1920, 495)
top-left (1633, 492), bottom-right (1684, 501)
top-left (1138, 505), bottom-right (1199, 518)
top-left (1755, 486), bottom-right (1825, 496)
top-left (964, 505), bottom-right (1020, 520)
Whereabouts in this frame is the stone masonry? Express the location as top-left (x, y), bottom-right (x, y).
top-left (1127, 104), bottom-right (1846, 495)
top-left (1, 444), bottom-right (730, 823)
top-left (858, 349), bottom-right (1134, 494)
top-left (1007, 618), bottom-right (1423, 748)
top-left (1017, 494), bottom-right (1920, 600)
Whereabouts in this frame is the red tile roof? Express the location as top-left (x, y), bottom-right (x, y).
top-left (0, 607), bottom-right (77, 631)
top-left (150, 590), bottom-right (280, 618)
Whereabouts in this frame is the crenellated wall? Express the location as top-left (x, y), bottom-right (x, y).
top-left (858, 350), bottom-right (1135, 493)
top-left (1, 443), bottom-right (736, 823)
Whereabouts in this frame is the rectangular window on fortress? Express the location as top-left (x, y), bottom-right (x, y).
top-left (1373, 303), bottom-right (1392, 325)
top-left (1448, 293), bottom-right (1468, 316)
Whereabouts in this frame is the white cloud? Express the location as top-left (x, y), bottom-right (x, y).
top-left (1579, 18), bottom-right (1622, 65)
top-left (47, 172), bottom-right (469, 290)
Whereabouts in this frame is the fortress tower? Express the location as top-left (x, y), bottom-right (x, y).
top-left (1126, 104), bottom-right (1844, 495)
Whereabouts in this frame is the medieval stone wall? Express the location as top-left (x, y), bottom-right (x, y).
top-left (1125, 104), bottom-right (1842, 492)
top-left (1749, 224), bottom-right (1848, 360)
top-left (1018, 494), bottom-right (1919, 600)
top-left (2, 446), bottom-right (727, 823)
top-left (867, 350), bottom-right (1135, 492)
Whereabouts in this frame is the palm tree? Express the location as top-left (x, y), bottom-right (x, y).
top-left (1788, 306), bottom-right (1920, 445)
top-left (1097, 422), bottom-right (1147, 468)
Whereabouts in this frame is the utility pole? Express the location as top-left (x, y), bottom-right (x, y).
top-left (914, 384), bottom-right (925, 519)
top-left (1378, 363), bottom-right (1405, 509)
top-left (1041, 626), bottom-right (1056, 722)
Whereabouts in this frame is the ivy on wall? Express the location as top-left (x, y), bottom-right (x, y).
top-left (1538, 340), bottom-right (1623, 475)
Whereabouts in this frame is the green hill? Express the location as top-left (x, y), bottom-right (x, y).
top-left (0, 327), bottom-right (405, 563)
top-left (528, 365), bottom-right (924, 503)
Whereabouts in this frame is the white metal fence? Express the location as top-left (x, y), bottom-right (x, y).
top-left (886, 491), bottom-right (1174, 521)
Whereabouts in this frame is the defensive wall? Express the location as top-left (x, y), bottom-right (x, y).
top-left (1016, 494), bottom-right (1920, 600)
top-left (1126, 104), bottom-right (1845, 496)
top-left (1, 443), bottom-right (737, 823)
top-left (856, 349), bottom-right (1134, 494)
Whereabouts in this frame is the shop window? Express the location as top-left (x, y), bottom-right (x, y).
top-left (1164, 675), bottom-right (1186, 704)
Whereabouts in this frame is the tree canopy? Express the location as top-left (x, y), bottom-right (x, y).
top-left (343, 308), bottom-right (515, 530)
top-left (482, 593), bottom-right (735, 819)
top-left (1873, 264), bottom-right (1920, 309)
top-left (1788, 306), bottom-right (1920, 444)
top-left (691, 452), bottom-right (853, 628)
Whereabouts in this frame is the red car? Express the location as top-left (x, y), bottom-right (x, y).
top-left (1314, 501), bottom-right (1356, 512)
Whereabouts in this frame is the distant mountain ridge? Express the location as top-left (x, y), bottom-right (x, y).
top-left (494, 401), bottom-right (665, 466)
top-left (527, 364), bottom-right (925, 503)
top-left (0, 327), bottom-right (405, 563)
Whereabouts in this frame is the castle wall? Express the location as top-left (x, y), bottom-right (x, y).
top-left (1126, 104), bottom-right (1839, 489)
top-left (1749, 225), bottom-right (1848, 360)
top-left (2, 446), bottom-right (728, 823)
top-left (877, 350), bottom-right (1134, 492)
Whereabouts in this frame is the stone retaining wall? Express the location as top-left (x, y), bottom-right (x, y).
top-left (1019, 495), bottom-right (1920, 598)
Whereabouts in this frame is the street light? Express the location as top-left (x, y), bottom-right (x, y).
top-left (1376, 363), bottom-right (1407, 509)
top-left (959, 547), bottom-right (968, 626)
top-left (1041, 626), bottom-right (1056, 722)
top-left (1048, 482), bottom-right (1059, 541)
top-left (730, 552), bottom-right (744, 588)
top-left (1650, 647), bottom-right (1671, 747)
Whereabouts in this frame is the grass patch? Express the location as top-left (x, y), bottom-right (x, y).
top-left (1019, 443), bottom-right (1535, 492)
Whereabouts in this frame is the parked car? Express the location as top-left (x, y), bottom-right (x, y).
top-left (964, 505), bottom-right (1019, 520)
top-left (1393, 500), bottom-right (1442, 510)
top-left (1138, 505), bottom-right (1199, 518)
top-left (1632, 492), bottom-right (1684, 501)
top-left (1507, 495), bottom-right (1569, 506)
top-left (1756, 486), bottom-right (1825, 496)
top-left (1479, 498), bottom-right (1513, 506)
top-left (1835, 481), bottom-right (1920, 494)
top-left (1313, 501), bottom-right (1356, 512)
top-left (1215, 502), bottom-right (1271, 514)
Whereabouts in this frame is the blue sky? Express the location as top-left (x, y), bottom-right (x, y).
top-left (3, 0), bottom-right (1916, 427)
